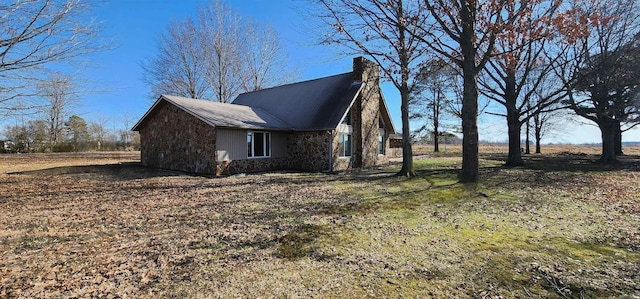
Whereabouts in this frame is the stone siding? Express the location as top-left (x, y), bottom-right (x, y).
top-left (357, 59), bottom-right (382, 169)
top-left (216, 158), bottom-right (290, 175)
top-left (348, 57), bottom-right (385, 170)
top-left (288, 131), bottom-right (331, 171)
top-left (138, 101), bottom-right (217, 174)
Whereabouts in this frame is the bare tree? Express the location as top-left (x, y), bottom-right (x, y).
top-left (412, 59), bottom-right (458, 152)
top-left (315, 0), bottom-right (428, 177)
top-left (478, 1), bottom-right (578, 166)
top-left (418, 1), bottom-right (572, 180)
top-left (418, 1), bottom-right (510, 182)
top-left (119, 112), bottom-right (137, 148)
top-left (38, 74), bottom-right (78, 147)
top-left (240, 23), bottom-right (296, 92)
top-left (558, 0), bottom-right (640, 163)
top-left (89, 114), bottom-right (110, 151)
top-left (142, 0), bottom-right (294, 103)
top-left (198, 1), bottom-right (244, 103)
top-left (0, 0), bottom-right (103, 114)
top-left (141, 19), bottom-right (210, 99)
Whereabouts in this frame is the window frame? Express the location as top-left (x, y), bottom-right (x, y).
top-left (247, 131), bottom-right (271, 158)
top-left (378, 133), bottom-right (386, 155)
top-left (338, 132), bottom-right (352, 158)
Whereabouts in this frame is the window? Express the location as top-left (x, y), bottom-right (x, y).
top-left (378, 135), bottom-right (385, 155)
top-left (338, 133), bottom-right (352, 157)
top-left (247, 131), bottom-right (270, 158)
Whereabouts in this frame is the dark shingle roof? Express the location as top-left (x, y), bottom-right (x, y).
top-left (233, 73), bottom-right (363, 131)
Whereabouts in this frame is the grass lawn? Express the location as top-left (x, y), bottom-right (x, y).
top-left (0, 148), bottom-right (639, 298)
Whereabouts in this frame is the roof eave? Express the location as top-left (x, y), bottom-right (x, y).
top-left (379, 92), bottom-right (397, 134)
top-left (329, 83), bottom-right (364, 130)
top-left (131, 95), bottom-right (168, 131)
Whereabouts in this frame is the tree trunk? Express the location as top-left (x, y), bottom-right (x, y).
top-left (433, 88), bottom-right (440, 153)
top-left (598, 120), bottom-right (618, 163)
top-left (614, 121), bottom-right (623, 156)
top-left (396, 5), bottom-right (414, 178)
top-left (504, 70), bottom-right (524, 166)
top-left (458, 3), bottom-right (479, 183)
top-left (506, 115), bottom-right (524, 166)
top-left (534, 113), bottom-right (542, 154)
top-left (535, 130), bottom-right (541, 154)
top-left (433, 115), bottom-right (440, 153)
top-left (525, 118), bottom-right (530, 154)
top-left (398, 85), bottom-right (414, 176)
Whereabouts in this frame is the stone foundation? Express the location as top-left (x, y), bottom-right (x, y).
top-left (217, 157), bottom-right (290, 175)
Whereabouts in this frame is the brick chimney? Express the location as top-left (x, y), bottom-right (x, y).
top-left (352, 56), bottom-right (380, 83)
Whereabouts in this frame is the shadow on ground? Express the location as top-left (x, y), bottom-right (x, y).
top-left (8, 163), bottom-right (205, 180)
top-left (482, 153), bottom-right (640, 173)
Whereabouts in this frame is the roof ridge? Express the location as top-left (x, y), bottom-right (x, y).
top-left (232, 72), bottom-right (353, 101)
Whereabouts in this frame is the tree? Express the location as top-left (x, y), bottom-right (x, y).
top-left (531, 106), bottom-right (564, 153)
top-left (38, 74), bottom-right (78, 147)
top-left (89, 115), bottom-right (110, 151)
top-left (560, 0), bottom-right (640, 163)
top-left (3, 119), bottom-right (48, 152)
top-left (419, 1), bottom-right (519, 182)
top-left (479, 1), bottom-right (576, 166)
top-left (412, 59), bottom-right (457, 152)
top-left (26, 119), bottom-right (48, 152)
top-left (197, 0), bottom-right (244, 103)
top-left (4, 124), bottom-right (29, 152)
top-left (142, 0), bottom-right (293, 103)
top-left (315, 0), bottom-right (428, 177)
top-left (119, 112), bottom-right (137, 149)
top-left (240, 23), bottom-right (295, 92)
top-left (0, 0), bottom-right (103, 114)
top-left (65, 115), bottom-right (89, 152)
top-left (141, 18), bottom-right (209, 99)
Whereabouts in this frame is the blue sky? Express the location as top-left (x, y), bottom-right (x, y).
top-left (58, 0), bottom-right (639, 144)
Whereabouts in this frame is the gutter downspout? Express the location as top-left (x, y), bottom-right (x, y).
top-left (328, 130), bottom-right (333, 173)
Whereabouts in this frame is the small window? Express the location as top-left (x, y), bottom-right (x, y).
top-left (338, 133), bottom-right (352, 157)
top-left (247, 131), bottom-right (270, 158)
top-left (378, 134), bottom-right (385, 155)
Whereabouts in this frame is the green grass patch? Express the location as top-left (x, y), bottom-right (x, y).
top-left (293, 156), bottom-right (640, 297)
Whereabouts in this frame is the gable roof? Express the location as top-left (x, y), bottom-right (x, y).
top-left (132, 95), bottom-right (291, 131)
top-left (133, 59), bottom-right (398, 133)
top-left (233, 73), bottom-right (363, 131)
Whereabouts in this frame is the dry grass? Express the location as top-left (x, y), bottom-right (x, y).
top-left (1, 148), bottom-right (639, 298)
top-left (413, 143), bottom-right (640, 156)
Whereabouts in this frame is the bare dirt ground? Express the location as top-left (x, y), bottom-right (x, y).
top-left (0, 148), bottom-right (639, 298)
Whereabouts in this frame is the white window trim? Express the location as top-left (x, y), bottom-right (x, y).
top-left (378, 129), bottom-right (386, 156)
top-left (338, 132), bottom-right (352, 158)
top-left (247, 131), bottom-right (271, 159)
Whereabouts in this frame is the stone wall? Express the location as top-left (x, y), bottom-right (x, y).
top-left (138, 101), bottom-right (217, 174)
top-left (216, 158), bottom-right (290, 175)
top-left (353, 56), bottom-right (383, 169)
top-left (288, 131), bottom-right (331, 171)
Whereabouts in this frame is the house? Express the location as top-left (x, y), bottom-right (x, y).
top-left (132, 57), bottom-right (401, 175)
top-left (0, 140), bottom-right (14, 152)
